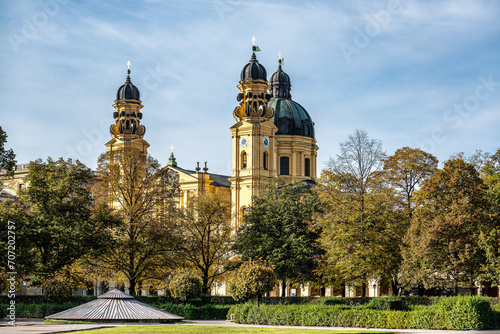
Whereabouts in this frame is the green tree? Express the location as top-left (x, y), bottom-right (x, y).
top-left (400, 157), bottom-right (492, 294)
top-left (169, 268), bottom-right (203, 301)
top-left (95, 147), bottom-right (179, 295)
top-left (0, 158), bottom-right (116, 284)
top-left (228, 258), bottom-right (276, 307)
top-left (174, 191), bottom-right (233, 294)
top-left (234, 178), bottom-right (321, 297)
top-left (0, 126), bottom-right (17, 190)
top-left (315, 129), bottom-right (395, 295)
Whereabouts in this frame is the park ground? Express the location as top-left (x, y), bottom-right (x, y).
top-left (1, 319), bottom-right (500, 334)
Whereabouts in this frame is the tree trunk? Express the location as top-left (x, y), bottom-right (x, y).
top-left (391, 278), bottom-right (399, 296)
top-left (129, 278), bottom-right (136, 296)
top-left (418, 283), bottom-right (424, 296)
top-left (202, 275), bottom-right (210, 295)
top-left (281, 279), bottom-right (286, 298)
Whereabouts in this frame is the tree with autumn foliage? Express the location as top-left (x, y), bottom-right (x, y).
top-left (174, 190), bottom-right (233, 294)
top-left (229, 258), bottom-right (276, 307)
top-left (315, 129), bottom-right (402, 295)
top-left (381, 147), bottom-right (438, 219)
top-left (95, 147), bottom-right (179, 295)
top-left (478, 148), bottom-right (500, 285)
top-left (400, 157), bottom-right (492, 294)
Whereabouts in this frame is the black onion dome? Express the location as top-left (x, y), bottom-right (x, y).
top-left (240, 52), bottom-right (267, 82)
top-left (116, 73), bottom-right (140, 103)
top-left (270, 63), bottom-right (291, 99)
top-left (268, 98), bottom-right (315, 139)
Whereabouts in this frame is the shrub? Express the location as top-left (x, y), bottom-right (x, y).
top-left (366, 296), bottom-right (403, 310)
top-left (311, 296), bottom-right (344, 305)
top-left (159, 302), bottom-right (230, 320)
top-left (169, 269), bottom-right (203, 301)
top-left (228, 259), bottom-right (275, 307)
top-left (447, 296), bottom-right (492, 330)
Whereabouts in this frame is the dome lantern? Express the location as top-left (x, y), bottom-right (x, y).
top-left (270, 51), bottom-right (291, 99)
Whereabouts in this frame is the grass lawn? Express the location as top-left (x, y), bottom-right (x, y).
top-left (80, 325), bottom-right (394, 333)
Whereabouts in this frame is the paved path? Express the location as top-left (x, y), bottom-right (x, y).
top-left (1, 319), bottom-right (500, 334)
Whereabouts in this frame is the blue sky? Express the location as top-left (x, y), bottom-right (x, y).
top-left (1, 0), bottom-right (499, 175)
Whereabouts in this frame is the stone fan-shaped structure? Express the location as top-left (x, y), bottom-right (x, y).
top-left (45, 289), bottom-right (183, 322)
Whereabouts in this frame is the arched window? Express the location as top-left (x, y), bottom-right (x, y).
top-left (241, 151), bottom-right (247, 169)
top-left (263, 151), bottom-right (268, 170)
top-left (305, 158), bottom-right (311, 177)
top-left (280, 156), bottom-right (289, 175)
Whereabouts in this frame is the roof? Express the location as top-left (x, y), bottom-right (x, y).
top-left (166, 165), bottom-right (231, 188)
top-left (45, 289), bottom-right (183, 322)
top-left (268, 98), bottom-right (315, 139)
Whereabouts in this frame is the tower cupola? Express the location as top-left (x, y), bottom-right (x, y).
top-left (270, 52), bottom-right (291, 99)
top-left (233, 37), bottom-right (273, 121)
top-left (110, 61), bottom-right (146, 139)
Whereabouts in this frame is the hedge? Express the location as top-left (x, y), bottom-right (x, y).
top-left (0, 302), bottom-right (231, 320)
top-left (229, 296), bottom-right (500, 330)
top-left (0, 303), bottom-right (81, 318)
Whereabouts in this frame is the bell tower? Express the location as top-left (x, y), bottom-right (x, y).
top-left (230, 38), bottom-right (278, 229)
top-left (105, 61), bottom-right (149, 154)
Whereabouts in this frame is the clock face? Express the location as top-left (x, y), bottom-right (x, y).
top-left (239, 136), bottom-right (249, 148)
top-left (262, 136), bottom-right (270, 148)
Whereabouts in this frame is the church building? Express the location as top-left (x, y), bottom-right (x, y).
top-left (104, 42), bottom-right (319, 233)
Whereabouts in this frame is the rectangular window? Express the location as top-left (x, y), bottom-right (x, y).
top-left (280, 156), bottom-right (289, 175)
top-left (305, 158), bottom-right (311, 177)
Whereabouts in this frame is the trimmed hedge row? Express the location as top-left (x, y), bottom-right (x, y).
top-left (158, 303), bottom-right (231, 320)
top-left (229, 296), bottom-right (500, 330)
top-left (0, 302), bottom-right (231, 320)
top-left (0, 303), bottom-right (81, 318)
top-left (0, 295), bottom-right (96, 305)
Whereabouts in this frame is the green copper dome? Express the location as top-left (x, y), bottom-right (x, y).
top-left (268, 98), bottom-right (315, 138)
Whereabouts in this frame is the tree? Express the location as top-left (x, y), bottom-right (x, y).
top-left (234, 178), bottom-right (321, 297)
top-left (0, 126), bottom-right (16, 190)
top-left (315, 129), bottom-right (394, 295)
top-left (400, 157), bottom-right (492, 294)
top-left (0, 158), bottom-right (116, 284)
top-left (169, 268), bottom-right (203, 301)
top-left (228, 258), bottom-right (276, 307)
top-left (478, 148), bottom-right (500, 285)
top-left (381, 147), bottom-right (438, 219)
top-left (95, 147), bottom-right (179, 295)
top-left (481, 148), bottom-right (500, 211)
top-left (174, 190), bottom-right (233, 294)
